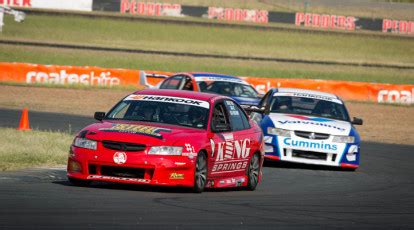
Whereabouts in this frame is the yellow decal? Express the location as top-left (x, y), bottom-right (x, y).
top-left (170, 173), bottom-right (185, 180)
top-left (100, 124), bottom-right (170, 139)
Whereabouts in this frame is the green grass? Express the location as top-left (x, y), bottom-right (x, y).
top-left (0, 128), bottom-right (72, 171)
top-left (0, 14), bottom-right (413, 85)
top-left (2, 15), bottom-right (413, 65)
top-left (1, 45), bottom-right (413, 84)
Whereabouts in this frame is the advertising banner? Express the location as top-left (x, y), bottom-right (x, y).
top-left (1, 62), bottom-right (413, 104)
top-left (1, 0), bottom-right (93, 11)
top-left (243, 77), bottom-right (414, 105)
top-left (92, 0), bottom-right (412, 35)
top-left (0, 62), bottom-right (139, 87)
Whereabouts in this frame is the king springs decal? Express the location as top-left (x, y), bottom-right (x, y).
top-left (211, 138), bottom-right (251, 174)
top-left (99, 124), bottom-right (170, 139)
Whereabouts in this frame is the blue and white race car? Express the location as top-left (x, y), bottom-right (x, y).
top-left (249, 88), bottom-right (363, 169)
top-left (158, 72), bottom-right (261, 106)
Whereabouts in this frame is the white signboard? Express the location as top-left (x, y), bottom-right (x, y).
top-left (1, 0), bottom-right (93, 12)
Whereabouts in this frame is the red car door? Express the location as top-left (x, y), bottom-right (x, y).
top-left (223, 100), bottom-right (255, 176)
top-left (208, 100), bottom-right (252, 179)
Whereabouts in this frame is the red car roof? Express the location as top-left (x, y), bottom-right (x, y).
top-left (133, 89), bottom-right (220, 102)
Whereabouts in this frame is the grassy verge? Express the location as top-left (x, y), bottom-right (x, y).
top-left (2, 14), bottom-right (413, 65)
top-left (0, 128), bottom-right (72, 171)
top-left (1, 45), bottom-right (413, 84)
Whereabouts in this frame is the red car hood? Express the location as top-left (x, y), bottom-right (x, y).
top-left (80, 120), bottom-right (207, 146)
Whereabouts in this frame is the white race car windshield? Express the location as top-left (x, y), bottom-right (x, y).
top-left (270, 96), bottom-right (350, 121)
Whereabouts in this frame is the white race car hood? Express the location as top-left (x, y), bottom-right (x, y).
top-left (269, 113), bottom-right (351, 136)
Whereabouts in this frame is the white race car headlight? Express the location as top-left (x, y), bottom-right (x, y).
top-left (148, 146), bottom-right (183, 156)
top-left (74, 137), bottom-right (97, 150)
top-left (332, 135), bottom-right (355, 143)
top-left (267, 127), bottom-right (291, 137)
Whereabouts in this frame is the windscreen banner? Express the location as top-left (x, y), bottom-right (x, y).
top-left (1, 62), bottom-right (413, 105)
top-left (1, 0), bottom-right (93, 11)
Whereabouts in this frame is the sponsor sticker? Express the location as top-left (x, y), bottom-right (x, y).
top-left (182, 143), bottom-right (197, 159)
top-left (169, 173), bottom-right (185, 180)
top-left (124, 94), bottom-right (210, 109)
top-left (277, 115), bottom-right (346, 132)
top-left (273, 92), bottom-right (342, 104)
top-left (195, 76), bottom-right (248, 85)
top-left (113, 152), bottom-right (127, 164)
top-left (212, 138), bottom-right (251, 174)
top-left (88, 175), bottom-right (150, 183)
top-left (288, 115), bottom-right (332, 123)
top-left (99, 124), bottom-right (171, 139)
top-left (222, 133), bottom-right (234, 141)
top-left (283, 138), bottom-right (338, 151)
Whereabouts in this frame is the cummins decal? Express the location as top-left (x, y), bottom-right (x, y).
top-left (283, 138), bottom-right (338, 151)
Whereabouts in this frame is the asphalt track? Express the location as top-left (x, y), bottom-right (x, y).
top-left (1, 108), bottom-right (413, 229)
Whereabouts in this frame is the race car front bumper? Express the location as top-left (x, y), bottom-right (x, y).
top-left (263, 135), bottom-right (360, 168)
top-left (67, 146), bottom-right (196, 187)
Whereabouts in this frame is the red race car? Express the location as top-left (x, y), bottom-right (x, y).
top-left (67, 89), bottom-right (264, 192)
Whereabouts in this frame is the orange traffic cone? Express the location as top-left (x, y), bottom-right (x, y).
top-left (17, 108), bottom-right (32, 131)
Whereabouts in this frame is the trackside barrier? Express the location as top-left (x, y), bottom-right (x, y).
top-left (95, 0), bottom-right (414, 36)
top-left (0, 62), bottom-right (141, 87)
top-left (2, 0), bottom-right (413, 35)
top-left (1, 62), bottom-right (413, 105)
top-left (242, 78), bottom-right (414, 105)
top-left (2, 0), bottom-right (93, 12)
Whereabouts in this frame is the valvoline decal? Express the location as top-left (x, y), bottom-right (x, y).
top-left (288, 115), bottom-right (333, 122)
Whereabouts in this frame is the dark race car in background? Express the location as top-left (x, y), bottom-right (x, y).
top-left (247, 88), bottom-right (363, 170)
top-left (157, 72), bottom-right (261, 107)
top-left (67, 89), bottom-right (264, 192)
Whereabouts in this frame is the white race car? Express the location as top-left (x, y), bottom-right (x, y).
top-left (249, 88), bottom-right (363, 169)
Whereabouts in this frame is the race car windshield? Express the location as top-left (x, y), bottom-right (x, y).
top-left (270, 96), bottom-right (350, 121)
top-left (198, 81), bottom-right (258, 98)
top-left (106, 100), bottom-right (209, 129)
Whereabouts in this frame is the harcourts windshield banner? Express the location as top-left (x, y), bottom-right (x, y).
top-left (1, 0), bottom-right (93, 11)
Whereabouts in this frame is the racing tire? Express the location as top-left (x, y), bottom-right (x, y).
top-left (193, 152), bottom-right (207, 193)
top-left (246, 153), bottom-right (260, 191)
top-left (68, 177), bottom-right (91, 187)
